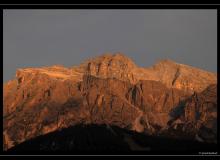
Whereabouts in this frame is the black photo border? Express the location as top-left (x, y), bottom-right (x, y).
top-left (0, 3), bottom-right (219, 158)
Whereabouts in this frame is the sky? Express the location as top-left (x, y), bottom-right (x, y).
top-left (3, 9), bottom-right (217, 82)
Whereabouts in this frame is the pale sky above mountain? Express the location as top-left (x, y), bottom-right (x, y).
top-left (3, 9), bottom-right (217, 82)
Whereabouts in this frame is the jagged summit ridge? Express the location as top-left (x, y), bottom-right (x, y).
top-left (12, 52), bottom-right (216, 93)
top-left (81, 52), bottom-right (135, 65)
top-left (80, 53), bottom-right (138, 83)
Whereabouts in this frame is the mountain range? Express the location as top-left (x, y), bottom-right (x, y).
top-left (3, 53), bottom-right (217, 151)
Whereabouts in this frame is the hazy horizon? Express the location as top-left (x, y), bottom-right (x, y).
top-left (3, 9), bottom-right (217, 82)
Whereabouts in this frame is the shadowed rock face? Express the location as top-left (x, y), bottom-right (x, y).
top-left (159, 84), bottom-right (217, 143)
top-left (3, 53), bottom-right (217, 150)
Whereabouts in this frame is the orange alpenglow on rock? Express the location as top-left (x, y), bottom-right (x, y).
top-left (3, 52), bottom-right (217, 150)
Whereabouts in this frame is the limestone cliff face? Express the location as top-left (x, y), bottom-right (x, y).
top-left (3, 74), bottom-right (141, 150)
top-left (162, 84), bottom-right (217, 142)
top-left (125, 80), bottom-right (190, 133)
top-left (184, 84), bottom-right (217, 143)
top-left (79, 75), bottom-right (140, 127)
top-left (78, 53), bottom-right (138, 84)
top-left (184, 84), bottom-right (217, 123)
top-left (135, 59), bottom-right (216, 93)
top-left (4, 65), bottom-right (82, 116)
top-left (3, 72), bottom-right (85, 149)
top-left (3, 53), bottom-right (217, 150)
top-left (126, 80), bottom-right (190, 113)
top-left (78, 54), bottom-right (216, 93)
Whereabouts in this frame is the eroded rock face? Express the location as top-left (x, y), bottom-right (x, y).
top-left (3, 74), bottom-right (141, 150)
top-left (3, 53), bottom-right (217, 150)
top-left (76, 54), bottom-right (216, 93)
top-left (3, 74), bottom-right (85, 149)
top-left (125, 80), bottom-right (190, 133)
top-left (163, 84), bottom-right (217, 142)
top-left (139, 59), bottom-right (216, 93)
top-left (184, 84), bottom-right (217, 142)
top-left (78, 53), bottom-right (138, 84)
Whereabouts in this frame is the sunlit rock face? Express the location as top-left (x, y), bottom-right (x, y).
top-left (77, 53), bottom-right (216, 93)
top-left (3, 53), bottom-right (217, 150)
top-left (78, 53), bottom-right (139, 84)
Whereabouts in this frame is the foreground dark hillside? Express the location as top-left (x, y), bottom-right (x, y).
top-left (7, 124), bottom-right (217, 154)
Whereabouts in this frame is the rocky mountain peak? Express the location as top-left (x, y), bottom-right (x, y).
top-left (82, 52), bottom-right (137, 68)
top-left (79, 53), bottom-right (138, 83)
top-left (147, 59), bottom-right (217, 93)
